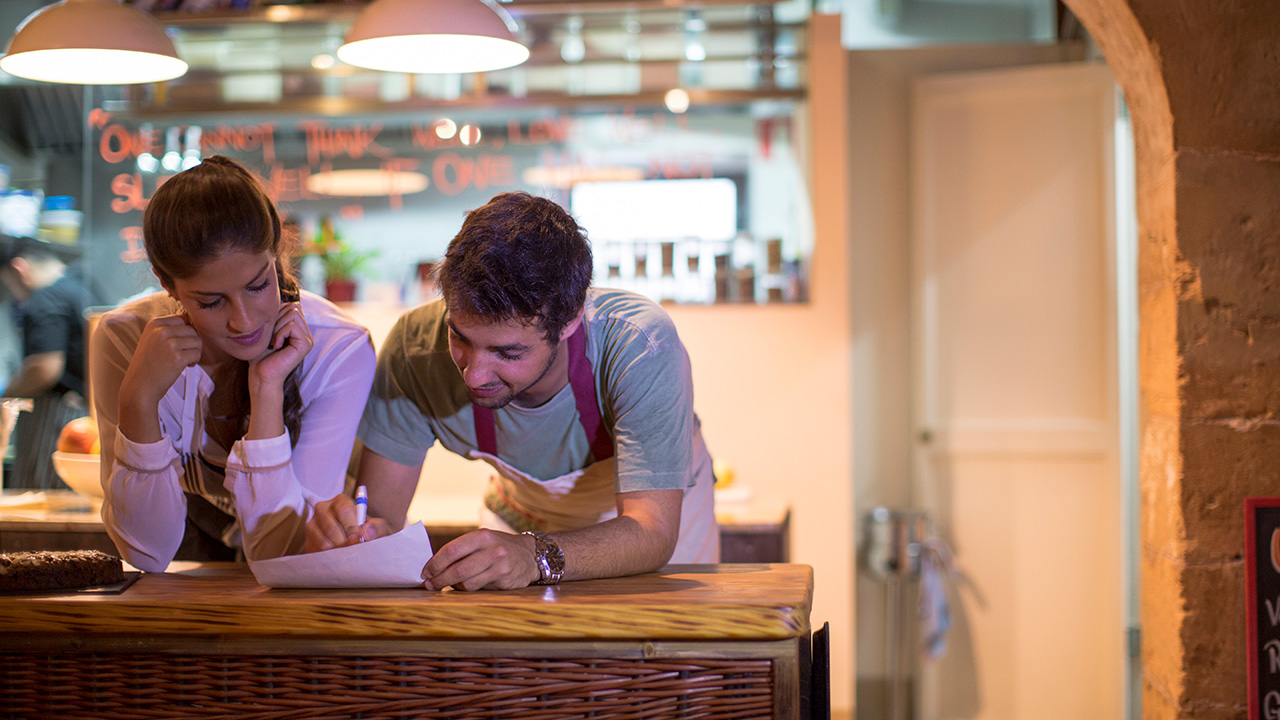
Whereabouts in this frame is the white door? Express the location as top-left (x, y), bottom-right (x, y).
top-left (911, 62), bottom-right (1125, 720)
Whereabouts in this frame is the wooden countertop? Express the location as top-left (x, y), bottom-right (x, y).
top-left (2, 562), bottom-right (813, 642)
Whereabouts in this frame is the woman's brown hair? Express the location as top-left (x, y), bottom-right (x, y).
top-left (142, 155), bottom-right (304, 447)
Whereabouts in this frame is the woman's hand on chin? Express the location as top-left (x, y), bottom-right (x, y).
top-left (249, 302), bottom-right (314, 391)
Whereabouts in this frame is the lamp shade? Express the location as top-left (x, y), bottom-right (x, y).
top-left (0, 0), bottom-right (188, 85)
top-left (337, 0), bottom-right (529, 75)
top-left (306, 169), bottom-right (430, 197)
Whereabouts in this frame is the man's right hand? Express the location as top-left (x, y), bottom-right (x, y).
top-left (421, 529), bottom-right (542, 591)
top-left (305, 493), bottom-right (391, 552)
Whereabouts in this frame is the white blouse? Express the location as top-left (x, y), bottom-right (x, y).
top-left (91, 290), bottom-right (376, 572)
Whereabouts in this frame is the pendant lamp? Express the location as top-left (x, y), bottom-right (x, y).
top-left (0, 0), bottom-right (188, 85)
top-left (337, 0), bottom-right (529, 75)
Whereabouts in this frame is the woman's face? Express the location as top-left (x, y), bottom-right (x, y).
top-left (167, 249), bottom-right (281, 365)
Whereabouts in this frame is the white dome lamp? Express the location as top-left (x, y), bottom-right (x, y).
top-left (338, 0), bottom-right (529, 75)
top-left (0, 0), bottom-right (188, 85)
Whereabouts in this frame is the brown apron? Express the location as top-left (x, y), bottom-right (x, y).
top-left (471, 324), bottom-right (717, 562)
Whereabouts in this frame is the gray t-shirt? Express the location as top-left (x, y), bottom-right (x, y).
top-left (358, 288), bottom-right (705, 492)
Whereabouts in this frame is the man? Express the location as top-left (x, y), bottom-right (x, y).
top-left (307, 192), bottom-right (718, 589)
top-left (0, 236), bottom-right (97, 489)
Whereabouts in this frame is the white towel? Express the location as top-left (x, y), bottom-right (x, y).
top-left (918, 536), bottom-right (957, 661)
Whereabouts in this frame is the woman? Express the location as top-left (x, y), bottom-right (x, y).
top-left (91, 156), bottom-right (376, 572)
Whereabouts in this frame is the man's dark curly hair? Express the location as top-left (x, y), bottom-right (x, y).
top-left (438, 192), bottom-right (593, 344)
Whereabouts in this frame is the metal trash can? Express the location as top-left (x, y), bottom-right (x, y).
top-left (862, 506), bottom-right (929, 580)
top-left (860, 507), bottom-right (931, 720)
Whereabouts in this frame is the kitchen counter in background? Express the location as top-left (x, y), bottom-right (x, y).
top-left (0, 491), bottom-right (115, 554)
top-left (0, 489), bottom-right (791, 563)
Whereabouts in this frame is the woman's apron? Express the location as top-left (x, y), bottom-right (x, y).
top-left (171, 370), bottom-right (241, 561)
top-left (470, 325), bottom-right (718, 563)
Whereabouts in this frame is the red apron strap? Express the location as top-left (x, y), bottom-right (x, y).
top-left (473, 404), bottom-right (498, 456)
top-left (567, 323), bottom-right (614, 461)
top-left (471, 322), bottom-right (613, 461)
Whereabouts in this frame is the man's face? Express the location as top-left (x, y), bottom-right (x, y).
top-left (446, 310), bottom-right (563, 409)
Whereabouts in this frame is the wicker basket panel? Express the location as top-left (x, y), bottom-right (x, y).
top-left (0, 654), bottom-right (775, 720)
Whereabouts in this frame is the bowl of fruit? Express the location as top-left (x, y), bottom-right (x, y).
top-left (51, 416), bottom-right (102, 499)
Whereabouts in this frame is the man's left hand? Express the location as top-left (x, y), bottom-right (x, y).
top-left (422, 529), bottom-right (540, 591)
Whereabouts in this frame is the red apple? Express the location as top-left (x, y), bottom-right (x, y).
top-left (57, 416), bottom-right (100, 455)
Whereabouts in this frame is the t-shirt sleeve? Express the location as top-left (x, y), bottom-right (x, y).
top-left (597, 315), bottom-right (700, 493)
top-left (21, 288), bottom-right (73, 357)
top-left (357, 315), bottom-right (438, 468)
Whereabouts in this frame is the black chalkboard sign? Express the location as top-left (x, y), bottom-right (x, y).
top-left (1245, 498), bottom-right (1280, 720)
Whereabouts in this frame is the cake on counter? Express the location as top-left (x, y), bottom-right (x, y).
top-left (0, 549), bottom-right (124, 591)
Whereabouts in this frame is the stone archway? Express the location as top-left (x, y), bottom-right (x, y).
top-left (1059, 1), bottom-right (1280, 717)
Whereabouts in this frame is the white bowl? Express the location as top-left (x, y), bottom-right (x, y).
top-left (51, 451), bottom-right (103, 498)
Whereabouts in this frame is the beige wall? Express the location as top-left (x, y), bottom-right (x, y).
top-left (650, 30), bottom-right (1096, 720)
top-left (840, 41), bottom-right (1088, 719)
top-left (670, 14), bottom-right (855, 715)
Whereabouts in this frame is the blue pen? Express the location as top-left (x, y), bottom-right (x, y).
top-left (355, 485), bottom-right (368, 527)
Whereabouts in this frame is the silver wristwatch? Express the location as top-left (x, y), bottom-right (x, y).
top-left (522, 531), bottom-right (565, 585)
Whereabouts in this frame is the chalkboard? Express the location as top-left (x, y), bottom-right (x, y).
top-left (80, 109), bottom-right (769, 307)
top-left (1245, 497), bottom-right (1280, 720)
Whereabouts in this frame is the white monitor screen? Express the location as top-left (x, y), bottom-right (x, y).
top-left (570, 178), bottom-right (738, 242)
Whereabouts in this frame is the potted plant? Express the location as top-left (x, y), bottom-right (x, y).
top-left (309, 218), bottom-right (377, 303)
top-left (319, 243), bottom-right (377, 302)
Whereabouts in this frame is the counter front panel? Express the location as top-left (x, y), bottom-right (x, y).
top-left (1, 562), bottom-right (816, 719)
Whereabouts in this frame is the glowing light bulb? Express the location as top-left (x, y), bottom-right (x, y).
top-left (435, 118), bottom-right (457, 139)
top-left (664, 88), bottom-right (690, 114)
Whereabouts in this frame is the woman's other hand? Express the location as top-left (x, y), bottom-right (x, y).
top-left (305, 493), bottom-right (393, 552)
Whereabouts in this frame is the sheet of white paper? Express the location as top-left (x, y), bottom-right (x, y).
top-left (248, 521), bottom-right (433, 589)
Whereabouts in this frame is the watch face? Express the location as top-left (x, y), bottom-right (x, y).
top-left (546, 550), bottom-right (565, 575)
